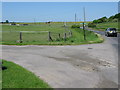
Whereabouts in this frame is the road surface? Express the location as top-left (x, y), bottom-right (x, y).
top-left (1, 29), bottom-right (119, 88)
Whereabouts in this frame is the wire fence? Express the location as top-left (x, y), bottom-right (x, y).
top-left (1, 30), bottom-right (72, 43)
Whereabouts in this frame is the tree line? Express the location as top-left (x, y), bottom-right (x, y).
top-left (88, 13), bottom-right (120, 27)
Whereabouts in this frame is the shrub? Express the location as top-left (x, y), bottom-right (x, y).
top-left (71, 25), bottom-right (80, 28)
top-left (93, 20), bottom-right (99, 23)
top-left (112, 19), bottom-right (118, 22)
top-left (5, 20), bottom-right (9, 23)
top-left (88, 23), bottom-right (96, 28)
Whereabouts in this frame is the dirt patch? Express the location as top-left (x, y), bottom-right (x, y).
top-left (44, 51), bottom-right (114, 72)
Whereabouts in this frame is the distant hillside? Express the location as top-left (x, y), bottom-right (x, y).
top-left (92, 13), bottom-right (120, 24)
top-left (88, 13), bottom-right (119, 28)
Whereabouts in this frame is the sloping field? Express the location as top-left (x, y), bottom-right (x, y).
top-left (90, 22), bottom-right (118, 31)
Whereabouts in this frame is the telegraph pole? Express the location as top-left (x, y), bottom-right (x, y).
top-left (75, 13), bottom-right (77, 24)
top-left (83, 7), bottom-right (86, 40)
top-left (83, 7), bottom-right (86, 23)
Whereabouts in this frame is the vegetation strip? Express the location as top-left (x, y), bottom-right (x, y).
top-left (2, 60), bottom-right (52, 88)
top-left (88, 13), bottom-right (119, 32)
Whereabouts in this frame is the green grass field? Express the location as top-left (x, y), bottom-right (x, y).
top-left (2, 60), bottom-right (52, 88)
top-left (89, 22), bottom-right (118, 31)
top-left (1, 22), bottom-right (103, 45)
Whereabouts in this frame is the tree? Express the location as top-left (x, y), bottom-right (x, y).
top-left (93, 20), bottom-right (98, 23)
top-left (88, 23), bottom-right (96, 28)
top-left (108, 16), bottom-right (114, 21)
top-left (114, 13), bottom-right (120, 18)
top-left (112, 19), bottom-right (118, 22)
top-left (98, 16), bottom-right (107, 23)
top-left (5, 20), bottom-right (9, 23)
top-left (92, 13), bottom-right (120, 23)
top-left (98, 19), bottom-right (103, 23)
top-left (92, 17), bottom-right (107, 24)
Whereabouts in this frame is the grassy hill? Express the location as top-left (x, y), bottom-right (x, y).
top-left (88, 13), bottom-right (119, 32)
top-left (89, 22), bottom-right (118, 31)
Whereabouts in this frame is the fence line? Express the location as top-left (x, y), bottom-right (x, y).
top-left (48, 30), bottom-right (72, 41)
top-left (1, 31), bottom-right (49, 33)
top-left (2, 30), bottom-right (72, 43)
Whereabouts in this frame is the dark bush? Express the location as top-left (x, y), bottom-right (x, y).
top-left (71, 25), bottom-right (80, 28)
top-left (88, 23), bottom-right (96, 28)
top-left (5, 20), bottom-right (9, 23)
top-left (93, 20), bottom-right (99, 23)
top-left (2, 66), bottom-right (7, 70)
top-left (70, 40), bottom-right (74, 42)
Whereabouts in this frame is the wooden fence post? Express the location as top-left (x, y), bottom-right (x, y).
top-left (83, 22), bottom-right (86, 40)
top-left (20, 32), bottom-right (22, 43)
top-left (64, 33), bottom-right (66, 41)
top-left (70, 31), bottom-right (72, 37)
top-left (58, 33), bottom-right (61, 39)
top-left (48, 31), bottom-right (52, 41)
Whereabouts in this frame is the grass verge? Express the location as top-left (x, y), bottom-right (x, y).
top-left (2, 60), bottom-right (52, 88)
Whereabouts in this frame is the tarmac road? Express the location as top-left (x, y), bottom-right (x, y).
top-left (1, 29), bottom-right (119, 88)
